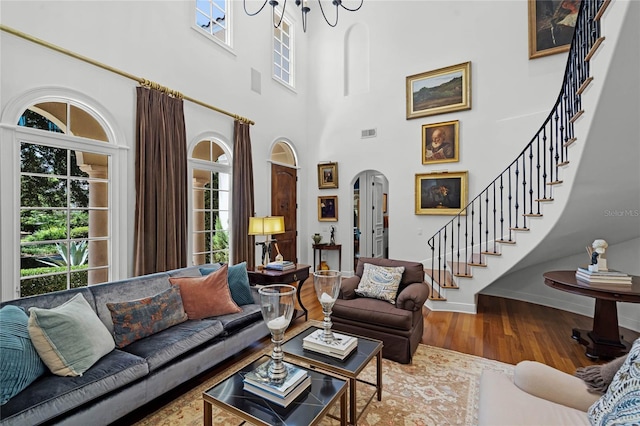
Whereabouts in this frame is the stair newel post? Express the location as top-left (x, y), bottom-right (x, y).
top-left (442, 226), bottom-right (447, 290)
top-left (470, 199), bottom-right (476, 270)
top-left (514, 161), bottom-right (520, 229)
top-left (528, 144), bottom-right (534, 215)
top-left (520, 155), bottom-right (527, 230)
top-left (535, 135), bottom-right (542, 211)
top-left (464, 206), bottom-right (469, 276)
top-left (485, 189), bottom-right (490, 254)
top-left (492, 182), bottom-right (497, 253)
top-left (499, 175), bottom-right (505, 242)
top-left (456, 214), bottom-right (461, 274)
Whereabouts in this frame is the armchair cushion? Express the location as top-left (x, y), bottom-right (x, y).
top-left (332, 297), bottom-right (414, 331)
top-left (355, 263), bottom-right (404, 303)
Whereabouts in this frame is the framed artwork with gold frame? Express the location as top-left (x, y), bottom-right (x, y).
top-left (422, 120), bottom-right (459, 165)
top-left (317, 162), bottom-right (338, 189)
top-left (528, 0), bottom-right (581, 59)
top-left (318, 196), bottom-right (338, 221)
top-left (415, 171), bottom-right (468, 215)
top-left (406, 62), bottom-right (471, 120)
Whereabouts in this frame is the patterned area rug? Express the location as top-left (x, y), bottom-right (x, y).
top-left (134, 331), bottom-right (514, 425)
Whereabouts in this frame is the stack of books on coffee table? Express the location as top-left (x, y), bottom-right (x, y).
top-left (302, 329), bottom-right (358, 360)
top-left (243, 360), bottom-right (310, 407)
top-left (575, 266), bottom-right (632, 286)
top-left (266, 261), bottom-right (296, 271)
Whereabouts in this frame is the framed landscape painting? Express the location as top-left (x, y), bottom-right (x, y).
top-left (406, 62), bottom-right (471, 120)
top-left (422, 120), bottom-right (459, 165)
top-left (528, 0), bottom-right (581, 59)
top-left (415, 171), bottom-right (468, 215)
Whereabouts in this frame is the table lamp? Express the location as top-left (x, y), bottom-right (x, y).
top-left (248, 216), bottom-right (285, 267)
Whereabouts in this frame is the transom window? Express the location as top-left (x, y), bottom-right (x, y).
top-left (195, 0), bottom-right (230, 46)
top-left (191, 139), bottom-right (231, 265)
top-left (273, 12), bottom-right (293, 87)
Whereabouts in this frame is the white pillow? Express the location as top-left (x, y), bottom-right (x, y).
top-left (355, 263), bottom-right (405, 304)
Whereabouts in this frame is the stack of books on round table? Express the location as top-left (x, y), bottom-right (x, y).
top-left (575, 266), bottom-right (632, 286)
top-left (302, 329), bottom-right (358, 360)
top-left (242, 360), bottom-right (310, 407)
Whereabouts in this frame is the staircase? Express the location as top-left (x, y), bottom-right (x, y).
top-left (424, 0), bottom-right (634, 313)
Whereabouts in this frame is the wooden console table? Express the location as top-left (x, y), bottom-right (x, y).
top-left (312, 244), bottom-right (342, 272)
top-left (247, 264), bottom-right (311, 321)
top-left (543, 270), bottom-right (640, 359)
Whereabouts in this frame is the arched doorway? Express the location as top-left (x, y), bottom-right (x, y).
top-left (353, 170), bottom-right (389, 269)
top-left (270, 141), bottom-right (298, 263)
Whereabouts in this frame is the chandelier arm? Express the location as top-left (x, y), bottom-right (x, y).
top-left (243, 0), bottom-right (270, 16)
top-left (273, 0), bottom-right (287, 28)
top-left (317, 0), bottom-right (339, 27)
top-left (339, 0), bottom-right (364, 12)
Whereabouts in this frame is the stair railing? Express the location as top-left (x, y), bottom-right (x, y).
top-left (426, 0), bottom-right (608, 299)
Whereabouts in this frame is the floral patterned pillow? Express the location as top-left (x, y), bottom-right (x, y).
top-left (355, 263), bottom-right (405, 304)
top-left (588, 337), bottom-right (640, 425)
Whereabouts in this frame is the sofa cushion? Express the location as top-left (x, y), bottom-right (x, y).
top-left (28, 293), bottom-right (115, 377)
top-left (355, 257), bottom-right (424, 295)
top-left (588, 338), bottom-right (640, 425)
top-left (216, 304), bottom-right (264, 333)
top-left (170, 264), bottom-right (242, 319)
top-left (333, 297), bottom-right (414, 331)
top-left (106, 286), bottom-right (188, 348)
top-left (0, 306), bottom-right (47, 405)
top-left (0, 349), bottom-right (148, 425)
top-left (121, 319), bottom-right (224, 371)
top-left (355, 263), bottom-right (405, 304)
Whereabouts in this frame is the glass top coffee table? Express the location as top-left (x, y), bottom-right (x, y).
top-left (281, 322), bottom-right (383, 425)
top-left (203, 354), bottom-right (347, 426)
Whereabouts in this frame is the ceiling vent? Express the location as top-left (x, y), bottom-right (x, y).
top-left (361, 128), bottom-right (377, 139)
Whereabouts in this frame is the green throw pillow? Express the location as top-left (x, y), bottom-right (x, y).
top-left (0, 305), bottom-right (47, 404)
top-left (107, 286), bottom-right (188, 348)
top-left (201, 262), bottom-right (254, 306)
top-left (355, 263), bottom-right (405, 304)
top-left (28, 294), bottom-right (115, 377)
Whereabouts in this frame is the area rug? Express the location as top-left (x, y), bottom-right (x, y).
top-left (134, 339), bottom-right (514, 425)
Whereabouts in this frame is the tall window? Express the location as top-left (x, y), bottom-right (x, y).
top-left (273, 12), bottom-right (293, 87)
top-left (191, 139), bottom-right (231, 265)
top-left (18, 103), bottom-right (111, 297)
top-left (195, 0), bottom-right (230, 46)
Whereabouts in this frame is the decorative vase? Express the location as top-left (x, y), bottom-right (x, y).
top-left (258, 284), bottom-right (297, 384)
top-left (312, 233), bottom-right (323, 245)
top-left (313, 270), bottom-right (341, 343)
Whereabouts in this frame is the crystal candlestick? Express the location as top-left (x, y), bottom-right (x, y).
top-left (258, 284), bottom-right (296, 383)
top-left (313, 270), bottom-right (341, 343)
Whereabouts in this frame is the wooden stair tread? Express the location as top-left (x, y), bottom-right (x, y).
top-left (577, 77), bottom-right (594, 95)
top-left (564, 137), bottom-right (577, 147)
top-left (497, 239), bottom-right (516, 244)
top-left (570, 110), bottom-right (584, 123)
top-left (424, 268), bottom-right (458, 289)
top-left (547, 180), bottom-right (563, 186)
top-left (585, 37), bottom-right (605, 62)
top-left (427, 284), bottom-right (446, 301)
top-left (594, 0), bottom-right (611, 21)
top-left (535, 198), bottom-right (554, 202)
top-left (558, 161), bottom-right (570, 167)
top-left (481, 251), bottom-right (501, 256)
top-left (509, 227), bottom-right (530, 231)
top-left (523, 213), bottom-right (543, 217)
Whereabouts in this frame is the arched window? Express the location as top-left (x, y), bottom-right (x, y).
top-left (17, 101), bottom-right (112, 297)
top-left (191, 138), bottom-right (231, 265)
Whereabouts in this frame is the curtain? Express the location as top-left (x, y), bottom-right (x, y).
top-left (133, 87), bottom-right (188, 275)
top-left (231, 120), bottom-right (255, 269)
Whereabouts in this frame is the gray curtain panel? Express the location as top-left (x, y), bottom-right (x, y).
top-left (133, 87), bottom-right (188, 276)
top-left (231, 120), bottom-right (255, 269)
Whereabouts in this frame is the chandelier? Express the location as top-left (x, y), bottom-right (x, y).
top-left (244, 0), bottom-right (364, 33)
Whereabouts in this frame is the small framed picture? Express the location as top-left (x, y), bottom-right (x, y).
top-left (528, 0), bottom-right (581, 59)
top-left (317, 162), bottom-right (338, 189)
top-left (318, 196), bottom-right (338, 221)
top-left (406, 62), bottom-right (471, 120)
top-left (415, 171), bottom-right (468, 215)
top-left (422, 120), bottom-right (459, 165)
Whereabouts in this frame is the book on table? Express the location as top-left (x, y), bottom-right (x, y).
top-left (243, 376), bottom-right (311, 407)
top-left (302, 329), bottom-right (358, 360)
top-left (575, 267), bottom-right (632, 285)
top-left (266, 261), bottom-right (296, 271)
top-left (243, 359), bottom-right (310, 407)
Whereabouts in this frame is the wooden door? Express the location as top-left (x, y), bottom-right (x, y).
top-left (271, 164), bottom-right (297, 263)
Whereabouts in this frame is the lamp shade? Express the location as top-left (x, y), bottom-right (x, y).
top-left (248, 216), bottom-right (285, 236)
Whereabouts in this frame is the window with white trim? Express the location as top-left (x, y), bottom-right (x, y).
top-left (195, 0), bottom-right (230, 46)
top-left (273, 12), bottom-right (293, 87)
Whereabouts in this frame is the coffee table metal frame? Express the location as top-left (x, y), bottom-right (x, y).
top-left (281, 321), bottom-right (383, 425)
top-left (203, 354), bottom-right (347, 426)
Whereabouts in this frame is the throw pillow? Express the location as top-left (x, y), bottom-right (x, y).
top-left (0, 306), bottom-right (47, 405)
top-left (588, 338), bottom-right (640, 425)
top-left (575, 355), bottom-right (627, 393)
top-left (355, 263), bottom-right (405, 304)
top-left (106, 286), bottom-right (188, 348)
top-left (170, 264), bottom-right (242, 319)
top-left (226, 262), bottom-right (255, 306)
top-left (28, 294), bottom-right (115, 377)
top-left (198, 264), bottom-right (222, 276)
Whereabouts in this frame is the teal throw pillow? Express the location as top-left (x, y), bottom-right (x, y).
top-left (198, 263), bottom-right (222, 277)
top-left (107, 286), bottom-right (188, 348)
top-left (0, 305), bottom-right (47, 404)
top-left (588, 337), bottom-right (640, 425)
top-left (201, 262), bottom-right (254, 306)
top-left (28, 294), bottom-right (115, 377)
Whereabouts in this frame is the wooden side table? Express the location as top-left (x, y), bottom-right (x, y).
top-left (247, 264), bottom-right (311, 321)
top-left (543, 270), bottom-right (640, 359)
top-left (312, 244), bottom-right (342, 272)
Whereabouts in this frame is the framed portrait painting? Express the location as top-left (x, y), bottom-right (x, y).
top-left (318, 196), bottom-right (338, 221)
top-left (317, 162), bottom-right (338, 189)
top-left (415, 171), bottom-right (468, 215)
top-left (528, 0), bottom-right (581, 59)
top-left (406, 62), bottom-right (471, 120)
top-left (422, 120), bottom-right (459, 165)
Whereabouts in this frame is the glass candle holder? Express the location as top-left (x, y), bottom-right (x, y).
top-left (258, 284), bottom-right (297, 383)
top-left (313, 270), bottom-right (341, 343)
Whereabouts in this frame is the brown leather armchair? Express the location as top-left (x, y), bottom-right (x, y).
top-left (331, 257), bottom-right (430, 364)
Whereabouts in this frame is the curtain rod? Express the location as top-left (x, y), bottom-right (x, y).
top-left (0, 24), bottom-right (255, 125)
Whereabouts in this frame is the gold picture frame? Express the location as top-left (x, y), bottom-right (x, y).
top-left (528, 0), bottom-right (581, 59)
top-left (406, 62), bottom-right (471, 120)
top-left (317, 162), bottom-right (338, 189)
top-left (415, 171), bottom-right (468, 215)
top-left (318, 196), bottom-right (338, 221)
top-left (422, 120), bottom-right (460, 165)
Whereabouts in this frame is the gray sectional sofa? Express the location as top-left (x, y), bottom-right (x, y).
top-left (0, 264), bottom-right (270, 426)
